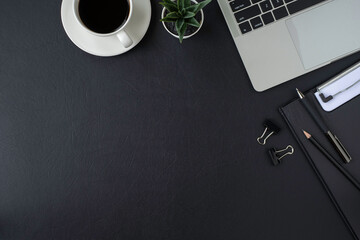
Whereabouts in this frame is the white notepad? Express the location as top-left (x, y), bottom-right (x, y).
top-left (315, 62), bottom-right (360, 112)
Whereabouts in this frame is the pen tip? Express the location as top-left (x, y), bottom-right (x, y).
top-left (302, 130), bottom-right (311, 139)
top-left (296, 88), bottom-right (305, 99)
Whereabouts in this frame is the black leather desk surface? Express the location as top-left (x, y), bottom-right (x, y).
top-left (1, 1), bottom-right (359, 239)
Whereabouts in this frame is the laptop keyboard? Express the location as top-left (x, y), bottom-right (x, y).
top-left (229, 0), bottom-right (327, 34)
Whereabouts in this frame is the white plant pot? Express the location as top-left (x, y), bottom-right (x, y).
top-left (161, 0), bottom-right (204, 40)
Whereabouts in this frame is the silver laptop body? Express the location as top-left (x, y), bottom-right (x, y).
top-left (218, 0), bottom-right (360, 91)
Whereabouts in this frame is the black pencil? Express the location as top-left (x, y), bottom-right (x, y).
top-left (296, 89), bottom-right (351, 163)
top-left (303, 130), bottom-right (360, 192)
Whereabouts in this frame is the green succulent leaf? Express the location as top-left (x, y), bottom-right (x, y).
top-left (175, 18), bottom-right (185, 35)
top-left (177, 0), bottom-right (185, 10)
top-left (166, 12), bottom-right (181, 19)
top-left (160, 16), bottom-right (177, 22)
top-left (183, 11), bottom-right (195, 18)
top-left (185, 5), bottom-right (197, 13)
top-left (159, 0), bottom-right (211, 43)
top-left (178, 23), bottom-right (188, 43)
top-left (186, 17), bottom-right (200, 27)
top-left (162, 0), bottom-right (178, 9)
top-left (192, 0), bottom-right (212, 14)
top-left (159, 2), bottom-right (178, 12)
top-left (163, 0), bottom-right (177, 6)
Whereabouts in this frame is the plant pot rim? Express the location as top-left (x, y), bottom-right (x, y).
top-left (161, 0), bottom-right (204, 40)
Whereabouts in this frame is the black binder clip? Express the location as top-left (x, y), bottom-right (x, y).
top-left (268, 145), bottom-right (294, 166)
top-left (257, 120), bottom-right (280, 145)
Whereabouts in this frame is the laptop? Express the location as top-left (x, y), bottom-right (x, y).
top-left (217, 0), bottom-right (360, 91)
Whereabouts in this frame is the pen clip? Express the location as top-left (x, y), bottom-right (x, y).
top-left (334, 134), bottom-right (352, 162)
top-left (327, 131), bottom-right (352, 163)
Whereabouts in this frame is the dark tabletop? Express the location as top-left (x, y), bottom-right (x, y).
top-left (1, 0), bottom-right (360, 239)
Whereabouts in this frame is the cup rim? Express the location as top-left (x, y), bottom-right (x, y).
top-left (73, 0), bottom-right (133, 37)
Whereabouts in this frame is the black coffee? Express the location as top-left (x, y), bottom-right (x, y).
top-left (79, 0), bottom-right (129, 34)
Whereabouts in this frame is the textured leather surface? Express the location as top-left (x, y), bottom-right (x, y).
top-left (1, 0), bottom-right (360, 239)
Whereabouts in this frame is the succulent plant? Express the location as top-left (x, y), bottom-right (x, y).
top-left (160, 0), bottom-right (212, 43)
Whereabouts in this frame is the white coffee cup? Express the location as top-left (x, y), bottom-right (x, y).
top-left (72, 0), bottom-right (133, 48)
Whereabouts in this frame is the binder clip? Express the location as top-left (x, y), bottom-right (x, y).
top-left (268, 145), bottom-right (294, 166)
top-left (257, 120), bottom-right (280, 145)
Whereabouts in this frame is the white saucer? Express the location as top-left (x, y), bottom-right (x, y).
top-left (61, 0), bottom-right (151, 57)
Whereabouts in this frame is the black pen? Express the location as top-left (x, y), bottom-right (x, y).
top-left (303, 130), bottom-right (360, 191)
top-left (296, 88), bottom-right (351, 163)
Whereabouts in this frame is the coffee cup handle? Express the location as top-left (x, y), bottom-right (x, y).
top-left (117, 30), bottom-right (133, 48)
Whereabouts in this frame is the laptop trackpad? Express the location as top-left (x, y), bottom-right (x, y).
top-left (286, 0), bottom-right (360, 70)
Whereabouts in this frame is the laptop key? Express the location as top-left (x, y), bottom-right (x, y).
top-left (250, 17), bottom-right (263, 29)
top-left (239, 21), bottom-right (252, 34)
top-left (273, 6), bottom-right (288, 20)
top-left (230, 0), bottom-right (251, 12)
top-left (234, 5), bottom-right (261, 23)
top-left (251, 0), bottom-right (262, 3)
top-left (260, 0), bottom-right (273, 12)
top-left (284, 0), bottom-right (294, 3)
top-left (271, 0), bottom-right (284, 8)
top-left (261, 12), bottom-right (274, 25)
top-left (287, 0), bottom-right (327, 15)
